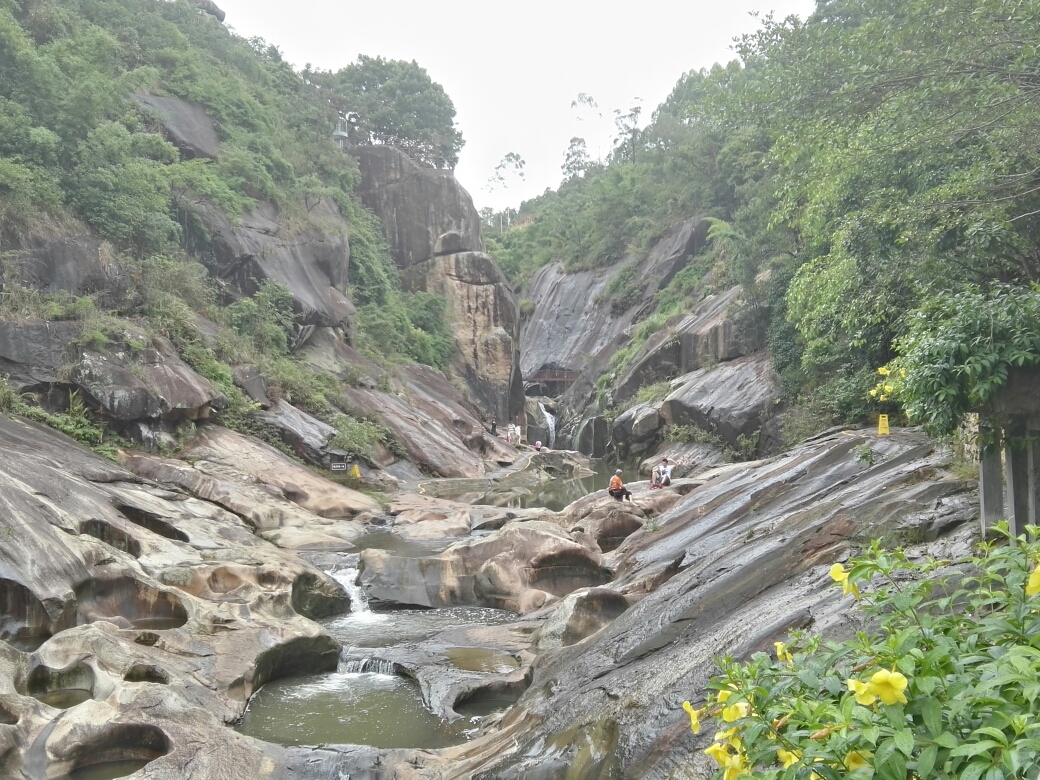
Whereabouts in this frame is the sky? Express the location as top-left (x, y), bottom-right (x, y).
top-left (215, 0), bottom-right (817, 211)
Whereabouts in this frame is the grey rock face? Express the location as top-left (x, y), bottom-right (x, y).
top-left (252, 400), bottom-right (337, 467)
top-left (611, 402), bottom-right (664, 458)
top-left (11, 234), bottom-right (134, 310)
top-left (133, 95), bottom-right (221, 160)
top-left (0, 321), bottom-right (81, 392)
top-left (352, 145), bottom-right (484, 269)
top-left (613, 284), bottom-right (754, 406)
top-left (191, 197), bottom-right (355, 342)
top-left (660, 352), bottom-right (781, 450)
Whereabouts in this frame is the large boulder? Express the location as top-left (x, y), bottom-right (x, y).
top-left (611, 402), bottom-right (663, 458)
top-left (251, 400), bottom-right (337, 467)
top-left (9, 232), bottom-right (134, 310)
top-left (0, 321), bottom-right (81, 392)
top-left (359, 521), bottom-right (612, 614)
top-left (134, 95), bottom-right (221, 160)
top-left (401, 251), bottom-right (523, 424)
top-left (351, 145), bottom-right (483, 269)
top-left (190, 197), bottom-right (355, 343)
top-left (660, 352), bottom-right (780, 450)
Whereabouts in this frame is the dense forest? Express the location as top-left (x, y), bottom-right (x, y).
top-left (489, 0), bottom-right (1040, 438)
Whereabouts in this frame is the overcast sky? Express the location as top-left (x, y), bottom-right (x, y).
top-left (215, 0), bottom-right (816, 211)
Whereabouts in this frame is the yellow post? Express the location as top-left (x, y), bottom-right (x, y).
top-left (878, 415), bottom-right (890, 435)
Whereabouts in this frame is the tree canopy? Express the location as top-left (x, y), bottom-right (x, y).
top-left (305, 55), bottom-right (464, 169)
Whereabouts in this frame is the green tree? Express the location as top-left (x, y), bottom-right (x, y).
top-left (306, 55), bottom-right (464, 168)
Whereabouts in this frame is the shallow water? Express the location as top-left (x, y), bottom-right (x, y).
top-left (473, 459), bottom-right (618, 512)
top-left (60, 760), bottom-right (151, 780)
top-left (237, 671), bottom-right (474, 749)
top-left (33, 688), bottom-right (92, 709)
top-left (445, 647), bottom-right (519, 674)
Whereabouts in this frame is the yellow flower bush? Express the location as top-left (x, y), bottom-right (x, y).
top-left (691, 526), bottom-right (1040, 780)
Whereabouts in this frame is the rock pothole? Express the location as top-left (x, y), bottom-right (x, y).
top-left (74, 576), bottom-right (188, 631)
top-left (27, 661), bottom-right (95, 710)
top-left (123, 664), bottom-right (169, 684)
top-left (79, 520), bottom-right (142, 558)
top-left (113, 503), bottom-right (189, 543)
top-left (50, 723), bottom-right (170, 779)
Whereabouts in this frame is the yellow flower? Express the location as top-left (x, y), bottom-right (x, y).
top-left (899, 369), bottom-right (907, 379)
top-left (877, 367), bottom-right (890, 376)
top-left (705, 742), bottom-right (731, 764)
top-left (774, 641), bottom-right (793, 662)
top-left (682, 701), bottom-right (702, 734)
top-left (868, 668), bottom-right (908, 705)
top-left (714, 728), bottom-right (742, 751)
top-left (884, 384), bottom-right (893, 393)
top-left (879, 395), bottom-right (888, 402)
top-left (716, 689), bottom-right (733, 704)
top-left (777, 748), bottom-right (801, 768)
top-left (869, 387), bottom-right (879, 398)
top-left (844, 750), bottom-right (874, 771)
top-left (722, 701), bottom-right (750, 722)
top-left (1026, 566), bottom-right (1040, 597)
top-left (847, 678), bottom-right (876, 706)
top-left (829, 563), bottom-right (859, 599)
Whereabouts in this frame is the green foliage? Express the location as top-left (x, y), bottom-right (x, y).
top-left (356, 291), bottom-right (455, 370)
top-left (305, 55), bottom-right (464, 168)
top-left (881, 285), bottom-right (1040, 437)
top-left (694, 526), bottom-right (1040, 780)
top-left (329, 412), bottom-right (394, 459)
top-left (634, 381), bottom-right (672, 406)
top-left (228, 280), bottom-right (296, 357)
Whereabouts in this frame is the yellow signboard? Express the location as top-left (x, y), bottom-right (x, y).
top-left (349, 464), bottom-right (361, 479)
top-left (878, 415), bottom-right (890, 435)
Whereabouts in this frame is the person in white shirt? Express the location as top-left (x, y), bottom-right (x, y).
top-left (651, 458), bottom-right (674, 488)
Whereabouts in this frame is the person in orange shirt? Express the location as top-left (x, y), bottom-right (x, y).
top-left (608, 469), bottom-right (632, 502)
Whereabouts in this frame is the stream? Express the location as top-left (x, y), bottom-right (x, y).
top-left (236, 458), bottom-right (619, 751)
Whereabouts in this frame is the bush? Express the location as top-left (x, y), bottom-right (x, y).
top-left (689, 526), bottom-right (1040, 780)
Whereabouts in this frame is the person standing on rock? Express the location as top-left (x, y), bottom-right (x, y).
top-left (609, 469), bottom-right (632, 502)
top-left (490, 419), bottom-right (497, 436)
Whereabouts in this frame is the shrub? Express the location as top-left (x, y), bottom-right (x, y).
top-left (688, 526), bottom-right (1040, 780)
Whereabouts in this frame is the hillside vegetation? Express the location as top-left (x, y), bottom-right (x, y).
top-left (492, 0), bottom-right (1040, 436)
top-left (0, 0), bottom-right (461, 452)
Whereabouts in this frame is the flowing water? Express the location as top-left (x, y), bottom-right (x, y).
top-left (237, 538), bottom-right (518, 749)
top-left (538, 402), bottom-right (557, 449)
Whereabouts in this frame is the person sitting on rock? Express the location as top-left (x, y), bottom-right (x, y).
top-left (608, 469), bottom-right (632, 502)
top-left (651, 458), bottom-right (673, 488)
top-left (534, 440), bottom-right (542, 452)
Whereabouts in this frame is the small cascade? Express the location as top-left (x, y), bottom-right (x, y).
top-left (340, 658), bottom-right (397, 675)
top-left (330, 566), bottom-right (370, 614)
top-left (538, 402), bottom-right (556, 449)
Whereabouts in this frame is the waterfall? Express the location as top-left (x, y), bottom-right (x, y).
top-left (538, 402), bottom-right (556, 448)
top-left (330, 565), bottom-right (370, 614)
top-left (340, 658), bottom-right (397, 675)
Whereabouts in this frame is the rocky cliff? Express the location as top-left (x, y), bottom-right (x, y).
top-left (354, 145), bottom-right (524, 426)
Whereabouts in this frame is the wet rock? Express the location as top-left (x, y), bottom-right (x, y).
top-left (360, 522), bottom-right (611, 613)
top-left (574, 415), bottom-right (609, 458)
top-left (134, 94), bottom-right (221, 159)
top-left (178, 425), bottom-right (379, 518)
top-left (401, 251), bottom-right (523, 424)
top-left (352, 145), bottom-right (483, 269)
top-left (252, 400), bottom-right (337, 467)
top-left (533, 587), bottom-right (630, 650)
top-left (660, 352), bottom-right (780, 450)
top-left (639, 441), bottom-right (726, 478)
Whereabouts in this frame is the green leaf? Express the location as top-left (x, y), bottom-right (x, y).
top-left (878, 748), bottom-right (907, 780)
top-left (935, 732), bottom-right (959, 749)
top-left (922, 696), bottom-right (942, 737)
top-left (951, 740), bottom-right (1000, 758)
top-left (915, 744), bottom-right (938, 778)
top-left (959, 762), bottom-right (987, 780)
top-left (894, 729), bottom-right (915, 757)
